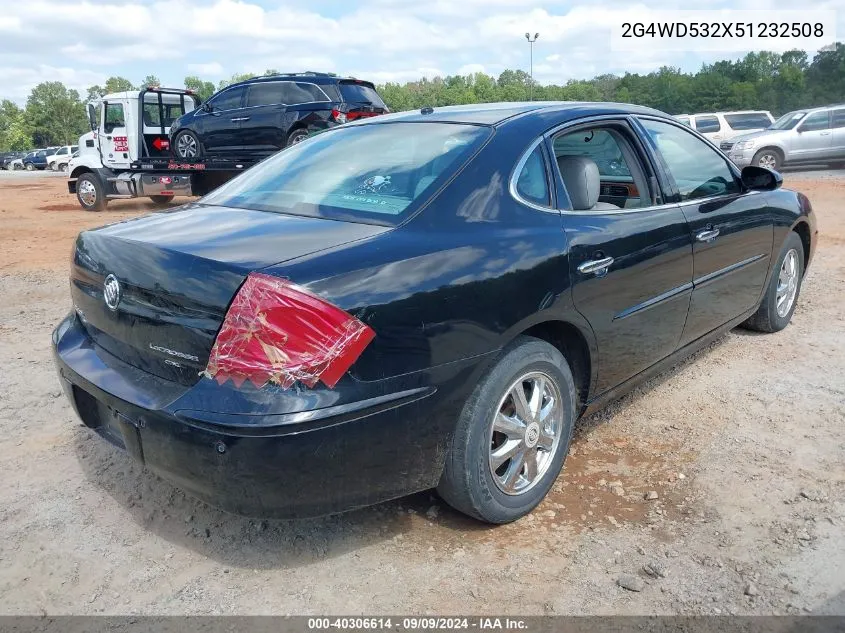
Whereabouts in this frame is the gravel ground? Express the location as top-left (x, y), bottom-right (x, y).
top-left (0, 175), bottom-right (843, 616)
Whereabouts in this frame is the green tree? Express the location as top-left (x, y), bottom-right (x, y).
top-left (0, 100), bottom-right (32, 151)
top-left (141, 74), bottom-right (161, 88)
top-left (85, 85), bottom-right (105, 102)
top-left (217, 73), bottom-right (254, 91)
top-left (25, 82), bottom-right (88, 146)
top-left (104, 76), bottom-right (135, 93)
top-left (184, 76), bottom-right (216, 102)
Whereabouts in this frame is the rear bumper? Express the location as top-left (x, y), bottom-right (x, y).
top-left (52, 312), bottom-right (455, 518)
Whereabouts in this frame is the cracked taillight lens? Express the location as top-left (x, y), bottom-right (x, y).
top-left (204, 273), bottom-right (375, 389)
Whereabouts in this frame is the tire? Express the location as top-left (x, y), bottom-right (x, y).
top-left (76, 172), bottom-right (108, 212)
top-left (743, 232), bottom-right (804, 333)
top-left (58, 163), bottom-right (68, 173)
top-left (752, 148), bottom-right (781, 171)
top-left (25, 163), bottom-right (34, 171)
top-left (286, 128), bottom-right (309, 147)
top-left (149, 194), bottom-right (175, 205)
top-left (173, 130), bottom-right (202, 159)
top-left (831, 161), bottom-right (845, 170)
top-left (437, 336), bottom-right (577, 524)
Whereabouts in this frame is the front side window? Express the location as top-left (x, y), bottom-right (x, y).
top-left (201, 122), bottom-right (490, 226)
top-left (798, 111), bottom-right (830, 132)
top-left (209, 86), bottom-right (245, 111)
top-left (676, 116), bottom-right (691, 127)
top-left (55, 147), bottom-right (68, 155)
top-left (641, 118), bottom-right (740, 201)
top-left (103, 103), bottom-right (125, 133)
top-left (514, 144), bottom-right (551, 207)
top-left (695, 115), bottom-right (721, 133)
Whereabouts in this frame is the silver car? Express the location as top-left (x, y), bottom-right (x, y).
top-left (723, 105), bottom-right (845, 171)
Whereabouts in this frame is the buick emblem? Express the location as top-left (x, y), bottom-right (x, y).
top-left (103, 274), bottom-right (121, 311)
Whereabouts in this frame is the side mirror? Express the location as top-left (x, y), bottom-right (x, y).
top-left (87, 103), bottom-right (97, 131)
top-left (741, 165), bottom-right (782, 191)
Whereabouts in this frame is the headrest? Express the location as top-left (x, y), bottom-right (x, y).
top-left (556, 156), bottom-right (601, 210)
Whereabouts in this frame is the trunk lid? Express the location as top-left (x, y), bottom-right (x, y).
top-left (70, 204), bottom-right (388, 386)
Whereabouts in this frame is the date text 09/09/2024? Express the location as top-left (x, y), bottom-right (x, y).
top-left (307, 618), bottom-right (529, 630)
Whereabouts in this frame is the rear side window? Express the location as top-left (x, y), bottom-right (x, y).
top-left (694, 115), bottom-right (720, 133)
top-left (832, 109), bottom-right (845, 129)
top-left (247, 82), bottom-right (283, 107)
top-left (515, 144), bottom-right (551, 207)
top-left (201, 122), bottom-right (490, 226)
top-left (339, 82), bottom-right (386, 108)
top-left (143, 102), bottom-right (191, 127)
top-left (724, 113), bottom-right (773, 130)
top-left (295, 83), bottom-right (331, 102)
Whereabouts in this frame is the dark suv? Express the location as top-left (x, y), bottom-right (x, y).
top-left (168, 72), bottom-right (388, 160)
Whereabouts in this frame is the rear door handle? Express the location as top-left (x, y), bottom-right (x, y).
top-left (696, 228), bottom-right (720, 242)
top-left (577, 256), bottom-right (614, 275)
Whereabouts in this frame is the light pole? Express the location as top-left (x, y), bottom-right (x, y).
top-left (525, 32), bottom-right (539, 101)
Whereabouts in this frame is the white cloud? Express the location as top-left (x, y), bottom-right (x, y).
top-left (187, 62), bottom-right (225, 77)
top-left (0, 0), bottom-right (844, 104)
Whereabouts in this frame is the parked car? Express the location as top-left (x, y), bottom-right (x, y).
top-left (675, 111), bottom-right (774, 143)
top-left (23, 149), bottom-right (51, 170)
top-left (723, 104), bottom-right (845, 170)
top-left (46, 145), bottom-right (79, 171)
top-left (7, 155), bottom-right (26, 170)
top-left (53, 102), bottom-right (816, 524)
top-left (169, 72), bottom-right (388, 159)
top-left (0, 151), bottom-right (25, 170)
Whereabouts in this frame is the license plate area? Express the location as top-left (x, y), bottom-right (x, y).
top-left (72, 385), bottom-right (144, 461)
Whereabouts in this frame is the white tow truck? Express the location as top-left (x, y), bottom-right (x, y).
top-left (68, 87), bottom-right (254, 211)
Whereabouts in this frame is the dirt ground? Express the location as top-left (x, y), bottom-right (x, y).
top-left (0, 174), bottom-right (843, 616)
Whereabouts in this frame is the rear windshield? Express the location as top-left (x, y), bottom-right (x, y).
top-left (200, 122), bottom-right (490, 226)
top-left (724, 112), bottom-right (773, 130)
top-left (339, 82), bottom-right (386, 108)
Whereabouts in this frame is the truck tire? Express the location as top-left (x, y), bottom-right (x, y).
top-left (174, 130), bottom-right (202, 159)
top-left (58, 163), bottom-right (68, 173)
top-left (286, 128), bottom-right (309, 146)
top-left (76, 173), bottom-right (108, 212)
top-left (149, 195), bottom-right (175, 205)
top-left (25, 163), bottom-right (34, 171)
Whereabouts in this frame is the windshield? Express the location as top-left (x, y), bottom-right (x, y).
top-left (200, 122), bottom-right (490, 226)
top-left (770, 111), bottom-right (806, 130)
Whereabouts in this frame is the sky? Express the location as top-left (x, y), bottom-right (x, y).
top-left (0, 0), bottom-right (843, 104)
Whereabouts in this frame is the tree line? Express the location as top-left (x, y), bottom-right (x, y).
top-left (2, 44), bottom-right (843, 152)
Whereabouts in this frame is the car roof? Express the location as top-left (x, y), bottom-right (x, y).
top-left (362, 101), bottom-right (668, 125)
top-left (228, 73), bottom-right (376, 88)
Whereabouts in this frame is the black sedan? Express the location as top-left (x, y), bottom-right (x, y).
top-left (52, 102), bottom-right (817, 523)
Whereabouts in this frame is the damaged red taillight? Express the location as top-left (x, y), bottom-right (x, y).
top-left (203, 273), bottom-right (375, 389)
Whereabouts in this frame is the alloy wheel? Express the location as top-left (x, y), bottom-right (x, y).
top-left (488, 371), bottom-right (563, 495)
top-left (776, 248), bottom-right (799, 318)
top-left (758, 153), bottom-right (777, 170)
top-left (176, 134), bottom-right (198, 158)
